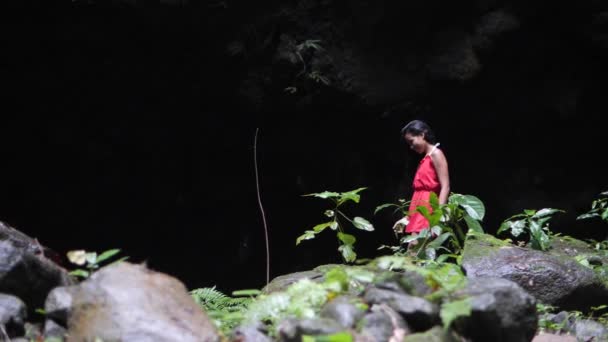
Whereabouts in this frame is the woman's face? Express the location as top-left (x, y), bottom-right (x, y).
top-left (404, 132), bottom-right (426, 154)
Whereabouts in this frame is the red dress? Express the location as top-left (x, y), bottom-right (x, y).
top-left (405, 148), bottom-right (442, 233)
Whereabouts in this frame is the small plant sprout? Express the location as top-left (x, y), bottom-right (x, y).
top-left (297, 187), bottom-right (374, 263)
top-left (67, 249), bottom-right (127, 278)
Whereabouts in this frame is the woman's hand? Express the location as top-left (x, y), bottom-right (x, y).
top-left (392, 216), bottom-right (409, 237)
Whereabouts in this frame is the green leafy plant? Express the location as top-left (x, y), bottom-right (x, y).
top-left (66, 249), bottom-right (126, 278)
top-left (497, 208), bottom-right (564, 251)
top-left (190, 286), bottom-right (256, 336)
top-left (297, 188), bottom-right (374, 263)
top-left (377, 192), bottom-right (485, 260)
top-left (577, 191), bottom-right (608, 223)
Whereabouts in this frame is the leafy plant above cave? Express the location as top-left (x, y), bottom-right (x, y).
top-left (297, 188), bottom-right (374, 263)
top-left (577, 191), bottom-right (608, 223)
top-left (497, 208), bottom-right (564, 251)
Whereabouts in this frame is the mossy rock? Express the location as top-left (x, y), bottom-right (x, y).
top-left (462, 233), bottom-right (608, 311)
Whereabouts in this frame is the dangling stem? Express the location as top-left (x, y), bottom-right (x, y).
top-left (254, 128), bottom-right (270, 285)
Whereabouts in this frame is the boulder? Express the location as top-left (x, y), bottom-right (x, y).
top-left (0, 222), bottom-right (74, 312)
top-left (363, 287), bottom-right (439, 331)
top-left (65, 262), bottom-right (219, 342)
top-left (461, 233), bottom-right (608, 310)
top-left (0, 293), bottom-right (26, 338)
top-left (451, 277), bottom-right (537, 342)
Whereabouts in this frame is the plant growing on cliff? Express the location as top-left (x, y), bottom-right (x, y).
top-left (577, 191), bottom-right (608, 223)
top-left (297, 188), bottom-right (374, 263)
top-left (497, 208), bottom-right (564, 251)
top-left (377, 192), bottom-right (485, 260)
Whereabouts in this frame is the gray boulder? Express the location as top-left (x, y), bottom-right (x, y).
top-left (363, 287), bottom-right (439, 331)
top-left (0, 293), bottom-right (26, 338)
top-left (451, 277), bottom-right (537, 342)
top-left (65, 262), bottom-right (219, 342)
top-left (320, 296), bottom-right (366, 329)
top-left (461, 233), bottom-right (608, 310)
top-left (277, 317), bottom-right (344, 342)
top-left (0, 222), bottom-right (74, 312)
top-left (357, 304), bottom-right (410, 342)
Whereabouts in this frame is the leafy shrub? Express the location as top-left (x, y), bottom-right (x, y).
top-left (297, 188), bottom-right (374, 263)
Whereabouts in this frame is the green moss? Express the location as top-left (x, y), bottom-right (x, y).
top-left (461, 232), bottom-right (512, 262)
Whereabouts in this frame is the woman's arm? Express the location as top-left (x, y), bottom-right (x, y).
top-left (431, 150), bottom-right (450, 204)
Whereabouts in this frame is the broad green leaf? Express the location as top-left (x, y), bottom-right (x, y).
top-left (400, 234), bottom-right (420, 244)
top-left (450, 194), bottom-right (485, 220)
top-left (338, 187), bottom-right (367, 205)
top-left (416, 206), bottom-right (431, 219)
top-left (337, 232), bottom-right (356, 245)
top-left (575, 255), bottom-right (591, 269)
top-left (510, 220), bottom-right (526, 237)
top-left (602, 210), bottom-right (608, 221)
top-left (85, 252), bottom-right (97, 265)
top-left (96, 249), bottom-right (121, 264)
top-left (429, 192), bottom-right (439, 209)
top-left (374, 203), bottom-right (398, 215)
top-left (440, 298), bottom-right (471, 328)
top-left (338, 244), bottom-right (356, 263)
top-left (532, 208), bottom-right (563, 218)
top-left (352, 217), bottom-right (374, 231)
top-left (418, 228), bottom-right (430, 238)
top-left (524, 209), bottom-right (536, 216)
top-left (427, 232), bottom-right (453, 249)
top-left (460, 195), bottom-right (485, 220)
top-left (304, 191), bottom-right (340, 199)
top-left (497, 221), bottom-right (511, 234)
top-left (463, 215), bottom-right (483, 233)
top-left (313, 222), bottom-right (334, 233)
top-left (425, 247), bottom-right (437, 260)
top-left (296, 231), bottom-right (317, 245)
top-left (437, 254), bottom-right (458, 263)
top-left (69, 269), bottom-right (90, 278)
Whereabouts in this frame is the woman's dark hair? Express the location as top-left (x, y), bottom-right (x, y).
top-left (400, 120), bottom-right (437, 144)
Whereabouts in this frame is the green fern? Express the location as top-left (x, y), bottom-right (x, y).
top-left (190, 286), bottom-right (252, 336)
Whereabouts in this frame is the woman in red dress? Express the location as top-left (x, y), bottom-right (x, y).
top-left (394, 120), bottom-right (450, 235)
